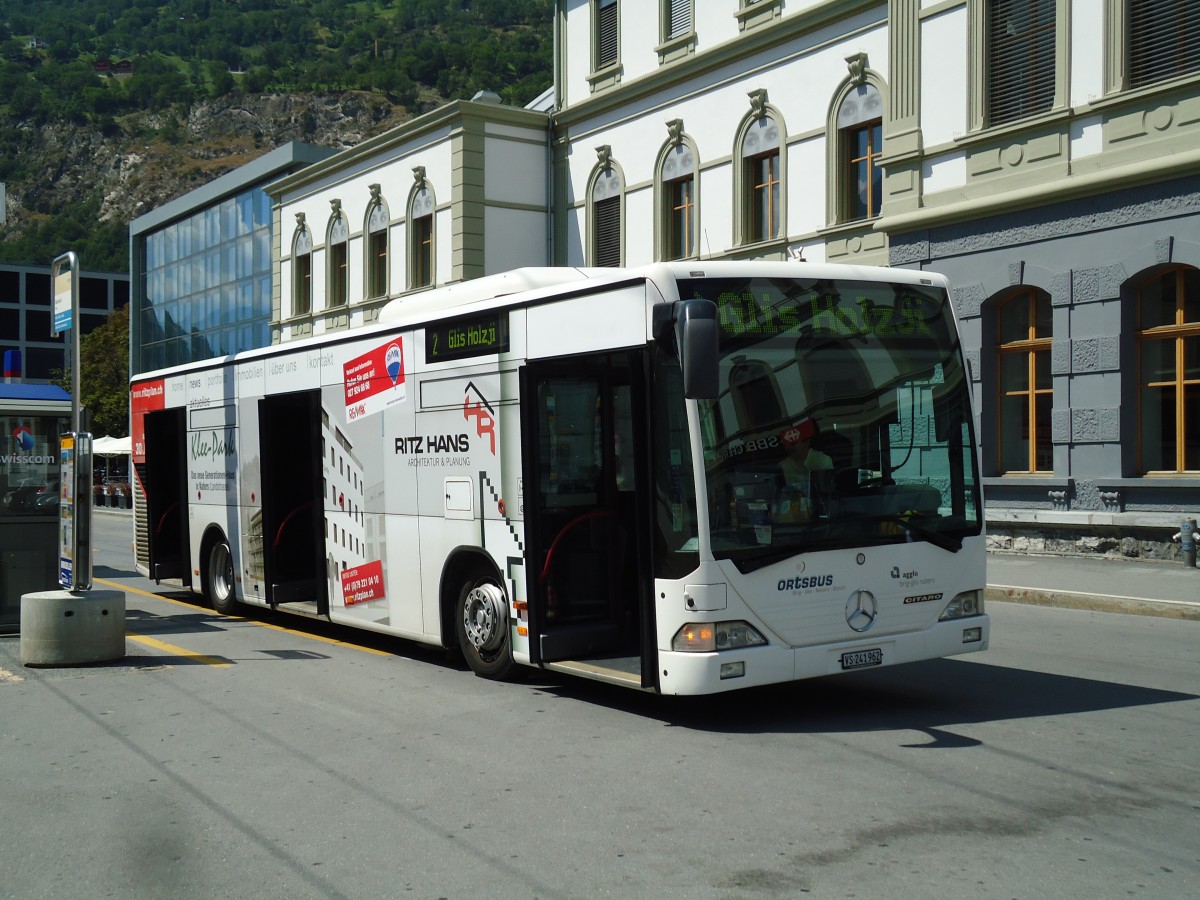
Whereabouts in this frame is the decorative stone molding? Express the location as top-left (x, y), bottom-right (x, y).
top-left (596, 144), bottom-right (612, 170)
top-left (1070, 407), bottom-right (1121, 443)
top-left (748, 88), bottom-right (768, 120)
top-left (964, 349), bottom-right (981, 383)
top-left (845, 52), bottom-right (868, 87)
top-left (294, 212), bottom-right (306, 230)
top-left (1071, 264), bottom-right (1127, 304)
top-left (952, 283), bottom-right (986, 319)
top-left (1070, 336), bottom-right (1121, 373)
top-left (1049, 271), bottom-right (1071, 306)
top-left (369, 183), bottom-right (381, 202)
top-left (666, 118), bottom-right (685, 147)
top-left (1052, 409), bottom-right (1071, 444)
top-left (1051, 340), bottom-right (1071, 375)
top-left (412, 165), bottom-right (427, 187)
top-left (329, 198), bottom-right (341, 216)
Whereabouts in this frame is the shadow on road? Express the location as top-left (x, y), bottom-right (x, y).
top-left (537, 657), bottom-right (1198, 737)
top-left (104, 578), bottom-right (1198, 737)
top-left (95, 564), bottom-right (139, 579)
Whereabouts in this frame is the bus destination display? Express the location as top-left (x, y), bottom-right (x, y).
top-left (425, 311), bottom-right (509, 362)
top-left (678, 279), bottom-right (939, 342)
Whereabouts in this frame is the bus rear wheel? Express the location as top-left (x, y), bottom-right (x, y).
top-left (206, 537), bottom-right (239, 616)
top-left (455, 575), bottom-right (515, 680)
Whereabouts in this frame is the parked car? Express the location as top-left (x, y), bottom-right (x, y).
top-left (3, 480), bottom-right (45, 512)
top-left (28, 482), bottom-right (60, 511)
top-left (19, 479), bottom-right (59, 512)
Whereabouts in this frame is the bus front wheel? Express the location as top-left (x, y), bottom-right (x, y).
top-left (206, 537), bottom-right (240, 616)
top-left (455, 575), bottom-right (515, 680)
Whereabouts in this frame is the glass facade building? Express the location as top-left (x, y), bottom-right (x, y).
top-left (130, 143), bottom-right (334, 376)
top-left (140, 188), bottom-right (272, 372)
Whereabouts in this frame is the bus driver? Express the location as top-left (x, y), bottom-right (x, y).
top-left (776, 419), bottom-right (832, 522)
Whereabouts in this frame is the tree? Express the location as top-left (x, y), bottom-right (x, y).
top-left (76, 304), bottom-right (130, 437)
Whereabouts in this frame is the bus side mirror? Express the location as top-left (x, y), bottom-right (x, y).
top-left (673, 299), bottom-right (718, 400)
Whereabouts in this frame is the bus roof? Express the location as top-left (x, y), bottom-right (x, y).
top-left (131, 262), bottom-right (950, 382)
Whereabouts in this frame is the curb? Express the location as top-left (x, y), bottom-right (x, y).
top-left (986, 585), bottom-right (1200, 621)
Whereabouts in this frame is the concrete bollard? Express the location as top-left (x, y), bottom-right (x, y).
top-left (20, 590), bottom-right (126, 667)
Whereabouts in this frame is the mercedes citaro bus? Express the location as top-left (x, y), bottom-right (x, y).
top-left (130, 262), bottom-right (987, 695)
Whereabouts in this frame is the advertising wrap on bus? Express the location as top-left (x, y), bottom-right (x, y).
top-left (129, 263), bottom-right (988, 696)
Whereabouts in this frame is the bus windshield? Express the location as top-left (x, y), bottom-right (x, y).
top-left (681, 276), bottom-right (982, 572)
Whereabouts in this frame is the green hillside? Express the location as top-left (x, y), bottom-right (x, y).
top-left (0, 0), bottom-right (552, 116)
top-left (0, 0), bottom-right (554, 273)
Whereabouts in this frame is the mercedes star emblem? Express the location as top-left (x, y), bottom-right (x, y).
top-left (845, 590), bottom-right (878, 632)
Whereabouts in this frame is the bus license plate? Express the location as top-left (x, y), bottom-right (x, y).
top-left (840, 648), bottom-right (883, 670)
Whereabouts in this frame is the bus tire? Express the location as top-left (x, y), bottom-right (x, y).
top-left (205, 536), bottom-right (240, 616)
top-left (455, 574), bottom-right (515, 680)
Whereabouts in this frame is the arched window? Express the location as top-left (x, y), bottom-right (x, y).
top-left (292, 224), bottom-right (312, 317)
top-left (1137, 266), bottom-right (1200, 473)
top-left (327, 205), bottom-right (348, 308)
top-left (408, 175), bottom-right (435, 290)
top-left (736, 95), bottom-right (784, 245)
top-left (836, 83), bottom-right (883, 222)
top-left (996, 288), bottom-right (1053, 473)
top-left (365, 188), bottom-right (389, 300)
top-left (589, 151), bottom-right (624, 267)
top-left (658, 125), bottom-right (698, 261)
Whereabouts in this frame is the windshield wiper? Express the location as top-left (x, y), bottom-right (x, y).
top-left (879, 515), bottom-right (962, 553)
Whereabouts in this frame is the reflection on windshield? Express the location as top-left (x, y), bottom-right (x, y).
top-left (681, 277), bottom-right (981, 570)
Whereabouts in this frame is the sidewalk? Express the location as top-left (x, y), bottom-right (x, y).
top-left (987, 552), bottom-right (1200, 620)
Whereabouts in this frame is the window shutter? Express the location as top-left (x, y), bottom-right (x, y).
top-left (597, 0), bottom-right (618, 68)
top-left (594, 196), bottom-right (621, 267)
top-left (668, 0), bottom-right (692, 39)
top-left (986, 0), bottom-right (1056, 126)
top-left (1129, 0), bottom-right (1200, 88)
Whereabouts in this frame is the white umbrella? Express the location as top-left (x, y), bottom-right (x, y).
top-left (93, 435), bottom-right (131, 456)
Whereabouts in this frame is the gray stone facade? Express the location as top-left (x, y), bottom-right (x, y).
top-left (891, 175), bottom-right (1200, 558)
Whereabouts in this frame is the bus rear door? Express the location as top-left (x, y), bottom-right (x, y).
top-left (143, 407), bottom-right (191, 586)
top-left (259, 390), bottom-right (328, 614)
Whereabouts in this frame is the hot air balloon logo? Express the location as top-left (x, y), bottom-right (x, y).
top-left (385, 343), bottom-right (403, 387)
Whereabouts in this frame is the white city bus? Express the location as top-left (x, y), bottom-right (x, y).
top-left (130, 262), bottom-right (987, 695)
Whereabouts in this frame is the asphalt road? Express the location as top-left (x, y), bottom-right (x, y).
top-left (1, 514), bottom-right (1197, 899)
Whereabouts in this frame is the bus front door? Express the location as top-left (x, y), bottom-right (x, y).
top-left (143, 407), bottom-right (190, 586)
top-left (522, 350), bottom-right (652, 679)
top-left (259, 390), bottom-right (328, 614)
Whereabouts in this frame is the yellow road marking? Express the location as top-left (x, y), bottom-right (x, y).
top-left (94, 577), bottom-right (394, 659)
top-left (125, 633), bottom-right (233, 667)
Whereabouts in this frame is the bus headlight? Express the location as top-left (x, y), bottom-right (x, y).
top-left (939, 590), bottom-right (983, 621)
top-left (672, 620), bottom-right (768, 652)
